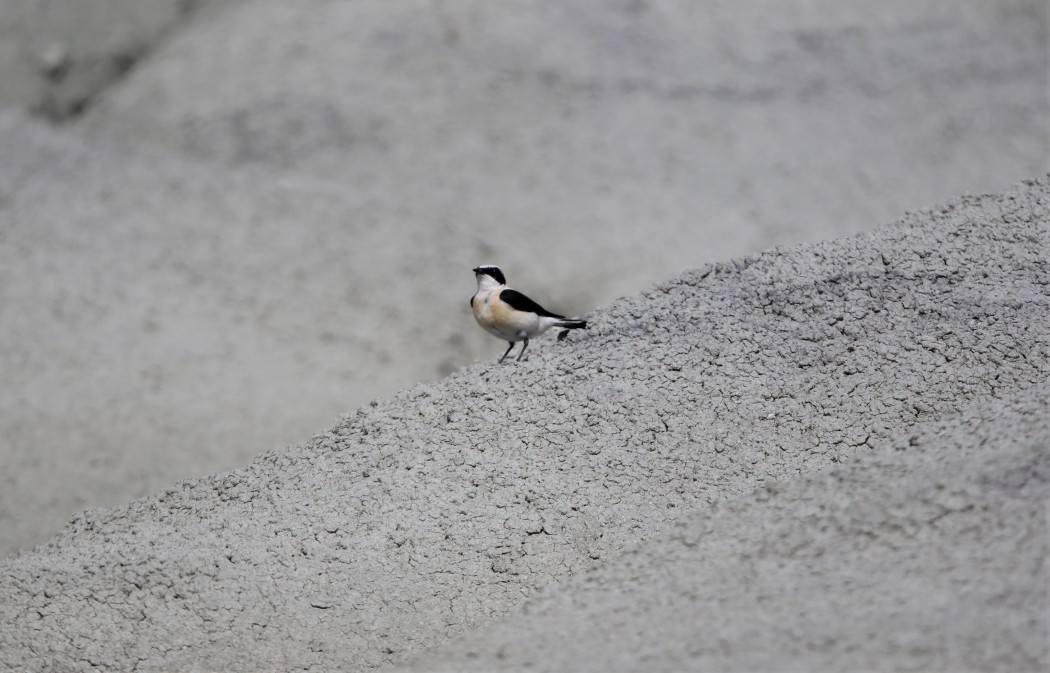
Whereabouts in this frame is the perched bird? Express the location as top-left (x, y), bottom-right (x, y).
top-left (470, 265), bottom-right (587, 363)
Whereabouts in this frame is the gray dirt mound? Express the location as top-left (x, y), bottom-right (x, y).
top-left (0, 177), bottom-right (1047, 672)
top-left (394, 383), bottom-right (1049, 673)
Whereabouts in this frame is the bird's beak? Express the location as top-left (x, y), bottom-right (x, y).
top-left (472, 267), bottom-right (482, 274)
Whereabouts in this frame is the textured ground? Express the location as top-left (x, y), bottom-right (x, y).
top-left (394, 383), bottom-right (1049, 673)
top-left (0, 1), bottom-right (1048, 669)
top-left (1, 177), bottom-right (1046, 672)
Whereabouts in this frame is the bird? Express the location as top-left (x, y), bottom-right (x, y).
top-left (470, 265), bottom-right (587, 363)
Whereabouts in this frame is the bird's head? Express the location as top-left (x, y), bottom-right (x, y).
top-left (472, 265), bottom-right (506, 287)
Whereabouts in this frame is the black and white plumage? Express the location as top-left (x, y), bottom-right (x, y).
top-left (470, 265), bottom-right (587, 363)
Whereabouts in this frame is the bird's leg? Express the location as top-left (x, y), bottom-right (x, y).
top-left (499, 341), bottom-right (515, 364)
top-left (516, 337), bottom-right (529, 361)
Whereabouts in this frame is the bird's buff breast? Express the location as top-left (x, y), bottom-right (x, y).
top-left (472, 290), bottom-right (536, 341)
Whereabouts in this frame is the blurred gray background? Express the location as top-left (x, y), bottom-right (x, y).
top-left (1, 0), bottom-right (1047, 557)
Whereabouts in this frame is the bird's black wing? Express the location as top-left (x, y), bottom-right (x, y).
top-left (500, 289), bottom-right (566, 319)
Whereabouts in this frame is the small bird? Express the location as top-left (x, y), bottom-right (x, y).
top-left (470, 265), bottom-right (587, 363)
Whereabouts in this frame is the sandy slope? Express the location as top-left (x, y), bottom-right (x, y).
top-left (1, 177), bottom-right (1046, 672)
top-left (1, 0), bottom-right (1047, 558)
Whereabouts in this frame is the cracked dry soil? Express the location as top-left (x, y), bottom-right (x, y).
top-left (0, 177), bottom-right (1047, 672)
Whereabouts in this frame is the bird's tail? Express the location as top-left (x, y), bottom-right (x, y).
top-left (555, 319), bottom-right (587, 330)
top-left (555, 319), bottom-right (587, 342)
